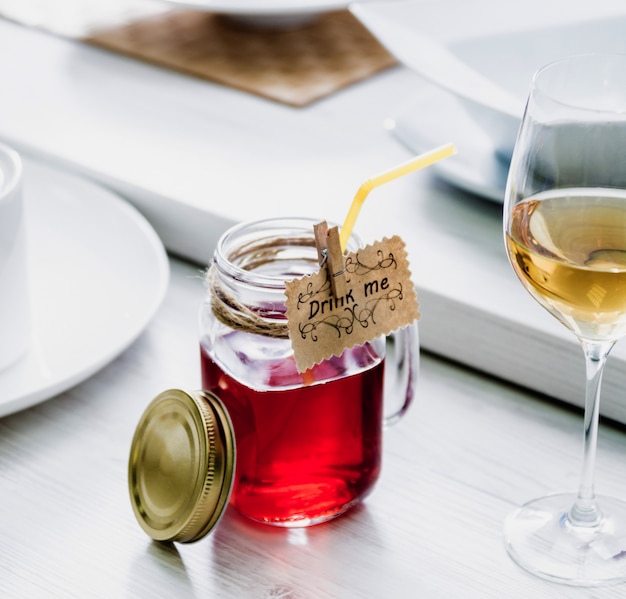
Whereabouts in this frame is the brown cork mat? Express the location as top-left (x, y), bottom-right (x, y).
top-left (83, 9), bottom-right (398, 107)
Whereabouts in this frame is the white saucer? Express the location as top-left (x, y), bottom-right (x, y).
top-left (0, 158), bottom-right (169, 417)
top-left (387, 86), bottom-right (510, 203)
top-left (355, 0), bottom-right (626, 161)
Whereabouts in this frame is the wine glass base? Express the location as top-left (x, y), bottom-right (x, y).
top-left (504, 493), bottom-right (626, 586)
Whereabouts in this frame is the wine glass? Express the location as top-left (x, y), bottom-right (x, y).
top-left (503, 53), bottom-right (626, 586)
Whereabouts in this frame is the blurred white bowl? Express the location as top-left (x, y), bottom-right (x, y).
top-left (351, 0), bottom-right (626, 160)
top-left (165, 0), bottom-right (372, 27)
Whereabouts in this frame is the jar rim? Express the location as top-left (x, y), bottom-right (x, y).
top-left (213, 217), bottom-right (362, 289)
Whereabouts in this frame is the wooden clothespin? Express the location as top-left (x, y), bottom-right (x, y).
top-left (313, 221), bottom-right (347, 299)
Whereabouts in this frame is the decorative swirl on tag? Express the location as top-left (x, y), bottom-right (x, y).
top-left (344, 250), bottom-right (397, 276)
top-left (296, 274), bottom-right (332, 308)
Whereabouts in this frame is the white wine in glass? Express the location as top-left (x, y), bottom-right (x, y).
top-left (503, 54), bottom-right (626, 586)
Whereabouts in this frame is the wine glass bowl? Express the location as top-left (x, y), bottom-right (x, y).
top-left (503, 53), bottom-right (626, 586)
top-left (506, 188), bottom-right (626, 342)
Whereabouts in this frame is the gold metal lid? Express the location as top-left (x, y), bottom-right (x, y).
top-left (128, 389), bottom-right (235, 543)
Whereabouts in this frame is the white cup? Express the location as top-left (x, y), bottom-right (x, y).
top-left (0, 144), bottom-right (30, 371)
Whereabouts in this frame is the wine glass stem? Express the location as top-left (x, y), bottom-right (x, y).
top-left (569, 340), bottom-right (615, 526)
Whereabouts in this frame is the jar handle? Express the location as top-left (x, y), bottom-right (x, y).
top-left (383, 322), bottom-right (419, 427)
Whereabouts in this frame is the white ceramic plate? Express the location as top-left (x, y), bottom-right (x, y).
top-left (353, 0), bottom-right (626, 158)
top-left (388, 86), bottom-right (509, 203)
top-left (0, 158), bottom-right (169, 417)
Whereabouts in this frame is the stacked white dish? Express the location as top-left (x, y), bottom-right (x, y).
top-left (352, 0), bottom-right (626, 201)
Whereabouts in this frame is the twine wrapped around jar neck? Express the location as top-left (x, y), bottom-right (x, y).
top-left (205, 264), bottom-right (290, 339)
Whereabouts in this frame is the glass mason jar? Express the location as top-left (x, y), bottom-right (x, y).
top-left (199, 217), bottom-right (419, 527)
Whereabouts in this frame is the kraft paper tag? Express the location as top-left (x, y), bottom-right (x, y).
top-left (284, 236), bottom-right (420, 372)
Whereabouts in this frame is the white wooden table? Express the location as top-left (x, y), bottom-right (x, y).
top-left (1, 257), bottom-right (626, 598)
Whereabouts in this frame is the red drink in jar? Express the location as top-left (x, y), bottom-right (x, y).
top-left (201, 339), bottom-right (385, 525)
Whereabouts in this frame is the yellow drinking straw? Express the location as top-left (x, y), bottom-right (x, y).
top-left (339, 143), bottom-right (457, 251)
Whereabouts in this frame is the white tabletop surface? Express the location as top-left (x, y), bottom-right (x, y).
top-left (1, 257), bottom-right (626, 599)
top-left (2, 4), bottom-right (626, 597)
